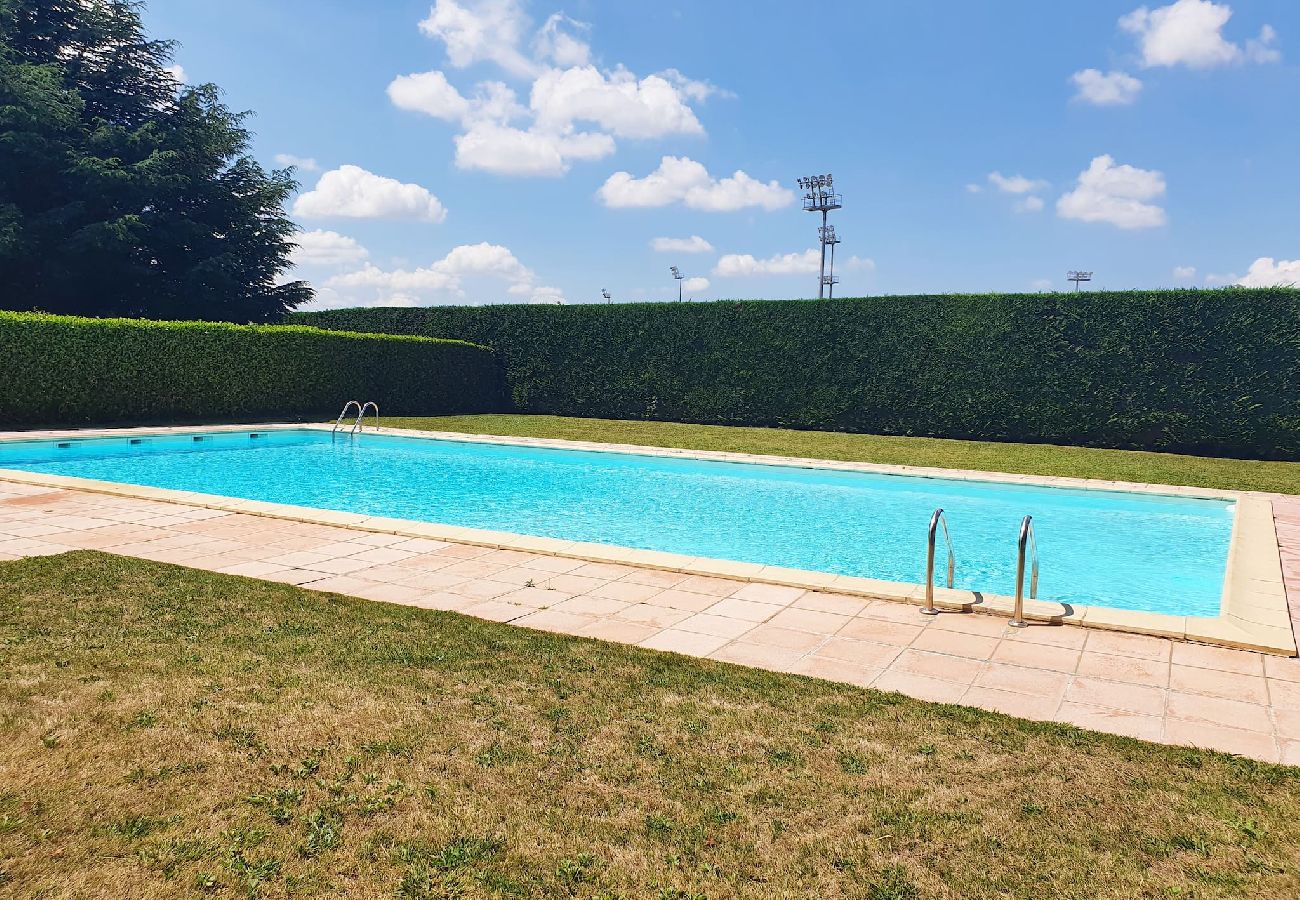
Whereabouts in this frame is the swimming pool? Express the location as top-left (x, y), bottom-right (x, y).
top-left (0, 428), bottom-right (1234, 616)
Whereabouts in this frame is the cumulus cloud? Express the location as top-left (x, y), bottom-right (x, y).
top-left (599, 156), bottom-right (793, 212)
top-left (1056, 155), bottom-right (1167, 229)
top-left (275, 153), bottom-right (320, 172)
top-left (325, 242), bottom-right (541, 304)
top-left (1173, 265), bottom-right (1197, 280)
top-left (1015, 196), bottom-right (1045, 213)
top-left (682, 277), bottom-right (710, 293)
top-left (291, 230), bottom-right (370, 268)
top-left (1119, 0), bottom-right (1281, 68)
top-left (714, 249), bottom-right (873, 277)
top-left (1236, 257), bottom-right (1300, 287)
top-left (293, 165), bottom-right (447, 222)
top-left (165, 64), bottom-right (186, 83)
top-left (651, 235), bottom-right (714, 254)
top-left (396, 1), bottom-right (724, 178)
top-left (987, 172), bottom-right (1048, 194)
top-left (1070, 68), bottom-right (1143, 105)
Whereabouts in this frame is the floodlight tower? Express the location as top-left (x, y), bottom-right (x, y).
top-left (1067, 270), bottom-right (1093, 291)
top-left (670, 265), bottom-right (685, 302)
top-left (601, 288), bottom-right (611, 303)
top-left (819, 225), bottom-right (841, 299)
top-left (798, 174), bottom-right (842, 299)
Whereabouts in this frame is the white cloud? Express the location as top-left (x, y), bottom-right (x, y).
top-left (1173, 265), bottom-right (1197, 280)
top-left (165, 64), bottom-right (186, 83)
top-left (533, 13), bottom-right (591, 67)
top-left (453, 122), bottom-right (614, 176)
top-left (1070, 68), bottom-right (1143, 105)
top-left (988, 172), bottom-right (1048, 194)
top-left (419, 0), bottom-right (540, 78)
top-left (1015, 195), bottom-right (1045, 213)
top-left (1030, 278), bottom-right (1055, 291)
top-left (293, 165), bottom-right (448, 222)
top-left (714, 249), bottom-right (873, 277)
top-left (291, 230), bottom-right (370, 268)
top-left (1056, 155), bottom-right (1167, 229)
top-left (599, 156), bottom-right (793, 212)
top-left (1119, 0), bottom-right (1280, 68)
top-left (651, 235), bottom-right (714, 254)
top-left (682, 276), bottom-right (710, 293)
top-left (964, 183), bottom-right (983, 194)
top-left (387, 71), bottom-right (471, 121)
top-left (326, 241), bottom-right (537, 302)
top-left (1236, 257), bottom-right (1300, 287)
top-left (530, 66), bottom-right (704, 139)
top-left (275, 153), bottom-right (320, 172)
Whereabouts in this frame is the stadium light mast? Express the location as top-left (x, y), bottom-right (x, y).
top-left (820, 225), bottom-right (840, 299)
top-left (1067, 270), bottom-right (1093, 291)
top-left (601, 288), bottom-right (611, 303)
top-left (798, 173), bottom-right (842, 299)
top-left (670, 265), bottom-right (685, 302)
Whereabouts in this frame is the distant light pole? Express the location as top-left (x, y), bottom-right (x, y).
top-left (798, 173), bottom-right (842, 299)
top-left (819, 224), bottom-right (840, 299)
top-left (670, 265), bottom-right (685, 302)
top-left (601, 288), bottom-right (611, 303)
top-left (1067, 270), bottom-right (1093, 291)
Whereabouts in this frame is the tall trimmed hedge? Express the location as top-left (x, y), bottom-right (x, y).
top-left (0, 312), bottom-right (507, 426)
top-left (295, 289), bottom-right (1300, 460)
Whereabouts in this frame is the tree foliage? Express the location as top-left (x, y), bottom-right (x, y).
top-left (0, 0), bottom-right (310, 321)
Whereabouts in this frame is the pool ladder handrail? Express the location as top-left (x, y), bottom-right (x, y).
top-left (333, 400), bottom-right (362, 434)
top-left (1010, 515), bottom-right (1039, 628)
top-left (354, 401), bottom-right (380, 434)
top-left (920, 508), bottom-right (956, 616)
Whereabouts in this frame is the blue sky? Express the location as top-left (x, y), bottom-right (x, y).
top-left (146, 0), bottom-right (1300, 307)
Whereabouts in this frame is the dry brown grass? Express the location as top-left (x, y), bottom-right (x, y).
top-left (2, 552), bottom-right (1299, 899)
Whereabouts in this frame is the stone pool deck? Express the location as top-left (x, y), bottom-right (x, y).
top-left (2, 476), bottom-right (1299, 765)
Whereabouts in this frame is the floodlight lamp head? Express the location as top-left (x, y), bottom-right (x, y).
top-left (670, 265), bottom-right (680, 277)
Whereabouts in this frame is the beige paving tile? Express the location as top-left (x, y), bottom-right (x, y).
top-left (642, 589), bottom-right (722, 613)
top-left (541, 573), bottom-right (609, 594)
top-left (618, 568), bottom-right (690, 588)
top-left (674, 574), bottom-right (745, 597)
top-left (889, 649), bottom-right (983, 685)
top-left (1267, 678), bottom-right (1300, 710)
top-left (1056, 702), bottom-right (1163, 742)
top-left (788, 656), bottom-right (880, 688)
top-left (513, 609), bottom-right (598, 634)
top-left (639, 629), bottom-right (730, 657)
top-left (1163, 719), bottom-right (1279, 762)
top-left (974, 663), bottom-right (1071, 699)
top-left (397, 570), bottom-right (469, 591)
top-left (930, 612), bottom-right (1012, 638)
top-left (396, 553), bottom-right (458, 572)
top-left (1076, 651), bottom-right (1169, 687)
top-left (408, 592), bottom-right (476, 612)
top-left (347, 546), bottom-right (418, 565)
top-left (765, 607), bottom-right (851, 635)
top-left (440, 560), bottom-right (509, 579)
top-left (702, 597), bottom-right (785, 623)
top-left (872, 670), bottom-right (968, 704)
top-left (263, 549), bottom-right (334, 568)
top-left (741, 624), bottom-right (826, 653)
top-left (674, 613), bottom-right (758, 640)
top-left (433, 544), bottom-right (495, 560)
top-left (575, 618), bottom-right (661, 645)
top-left (709, 641), bottom-right (807, 672)
top-left (299, 575), bottom-right (374, 595)
top-left (1170, 642), bottom-right (1265, 676)
top-left (1168, 665), bottom-right (1268, 705)
top-left (258, 568), bottom-right (332, 585)
top-left (910, 628), bottom-right (1000, 660)
top-left (583, 580), bottom-right (665, 603)
top-left (1001, 623), bottom-right (1090, 650)
top-left (729, 583), bottom-right (805, 605)
top-left (1165, 692), bottom-right (1273, 733)
top-left (1280, 739), bottom-right (1300, 767)
top-left (214, 560), bottom-right (291, 578)
top-left (811, 637), bottom-right (903, 670)
top-left (962, 686), bottom-right (1062, 721)
top-left (836, 617), bottom-right (924, 647)
top-left (350, 583), bottom-right (428, 605)
top-left (1084, 630), bottom-right (1172, 662)
top-left (310, 556), bottom-right (376, 575)
top-left (1271, 709), bottom-right (1300, 741)
top-left (444, 579), bottom-right (517, 601)
top-left (551, 595), bottom-right (632, 617)
top-left (490, 586), bottom-right (568, 608)
top-left (1064, 677), bottom-right (1166, 716)
top-left (615, 604), bottom-right (692, 629)
top-left (990, 640), bottom-right (1081, 674)
top-left (567, 561), bottom-right (641, 580)
top-left (794, 591), bottom-right (869, 616)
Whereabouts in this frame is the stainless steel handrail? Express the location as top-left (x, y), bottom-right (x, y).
top-left (333, 400), bottom-right (361, 434)
top-left (1010, 515), bottom-right (1039, 628)
top-left (353, 401), bottom-right (379, 434)
top-left (920, 508), bottom-right (956, 616)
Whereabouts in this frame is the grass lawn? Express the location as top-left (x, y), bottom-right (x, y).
top-left (381, 415), bottom-right (1300, 496)
top-left (3, 553), bottom-right (1299, 898)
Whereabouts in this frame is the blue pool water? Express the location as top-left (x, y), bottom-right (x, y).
top-left (0, 429), bottom-right (1233, 615)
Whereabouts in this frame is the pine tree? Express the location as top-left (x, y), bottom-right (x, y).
top-left (0, 0), bottom-right (311, 321)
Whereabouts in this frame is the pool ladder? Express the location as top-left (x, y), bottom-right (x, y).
top-left (919, 510), bottom-right (1038, 625)
top-left (332, 400), bottom-right (380, 436)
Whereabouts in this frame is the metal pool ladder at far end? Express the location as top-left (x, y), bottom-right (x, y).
top-left (920, 508), bottom-right (956, 616)
top-left (1010, 515), bottom-right (1039, 628)
top-left (332, 400), bottom-right (380, 436)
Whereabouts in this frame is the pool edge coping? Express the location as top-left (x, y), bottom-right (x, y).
top-left (0, 422), bottom-right (1293, 657)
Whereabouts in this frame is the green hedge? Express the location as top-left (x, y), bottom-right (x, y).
top-left (0, 311), bottom-right (507, 426)
top-left (295, 289), bottom-right (1300, 460)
